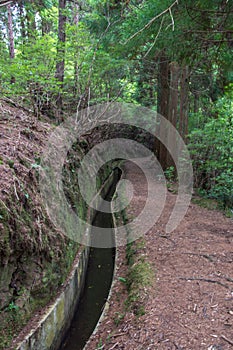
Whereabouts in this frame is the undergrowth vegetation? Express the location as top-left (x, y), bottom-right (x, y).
top-left (189, 95), bottom-right (233, 212)
top-left (114, 206), bottom-right (154, 320)
top-left (125, 239), bottom-right (154, 316)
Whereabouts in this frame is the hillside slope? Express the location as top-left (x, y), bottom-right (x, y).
top-left (0, 100), bottom-right (78, 349)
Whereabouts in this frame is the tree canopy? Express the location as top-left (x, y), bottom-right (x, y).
top-left (0, 0), bottom-right (232, 206)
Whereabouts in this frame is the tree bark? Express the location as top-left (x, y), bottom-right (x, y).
top-left (25, 2), bottom-right (37, 40)
top-left (55, 0), bottom-right (67, 119)
top-left (18, 2), bottom-right (26, 45)
top-left (179, 66), bottom-right (189, 143)
top-left (193, 92), bottom-right (199, 114)
top-left (7, 3), bottom-right (15, 83)
top-left (156, 53), bottom-right (170, 169)
top-left (41, 15), bottom-right (52, 35)
top-left (7, 4), bottom-right (14, 60)
top-left (166, 61), bottom-right (179, 168)
top-left (73, 2), bottom-right (79, 25)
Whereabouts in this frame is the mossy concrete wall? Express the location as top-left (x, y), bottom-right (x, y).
top-left (13, 170), bottom-right (117, 350)
top-left (15, 246), bottom-right (89, 350)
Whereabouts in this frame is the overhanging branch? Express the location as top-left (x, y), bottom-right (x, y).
top-left (0, 0), bottom-right (13, 7)
top-left (124, 0), bottom-right (179, 45)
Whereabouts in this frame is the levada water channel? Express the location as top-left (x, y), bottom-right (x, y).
top-left (59, 168), bottom-right (121, 350)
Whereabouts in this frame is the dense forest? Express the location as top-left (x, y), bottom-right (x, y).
top-left (0, 0), bottom-right (232, 208)
top-left (0, 0), bottom-right (232, 348)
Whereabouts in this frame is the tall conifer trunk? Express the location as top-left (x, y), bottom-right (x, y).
top-left (179, 66), bottom-right (189, 143)
top-left (166, 61), bottom-right (179, 168)
top-left (7, 4), bottom-right (15, 83)
top-left (55, 0), bottom-right (67, 119)
top-left (156, 53), bottom-right (170, 169)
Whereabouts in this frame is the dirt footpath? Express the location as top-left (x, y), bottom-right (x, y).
top-left (86, 161), bottom-right (233, 350)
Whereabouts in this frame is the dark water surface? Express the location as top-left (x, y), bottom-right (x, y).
top-left (59, 171), bottom-right (120, 350)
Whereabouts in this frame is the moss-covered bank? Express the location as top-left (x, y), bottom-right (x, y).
top-left (0, 101), bottom-right (115, 349)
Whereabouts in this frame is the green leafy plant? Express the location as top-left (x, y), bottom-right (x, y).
top-left (164, 166), bottom-right (175, 182)
top-left (6, 302), bottom-right (19, 312)
top-left (7, 159), bottom-right (14, 168)
top-left (189, 96), bottom-right (233, 210)
top-left (113, 311), bottom-right (125, 326)
top-left (118, 276), bottom-right (127, 284)
top-left (96, 339), bottom-right (103, 349)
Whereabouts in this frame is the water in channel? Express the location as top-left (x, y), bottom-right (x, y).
top-left (59, 170), bottom-right (120, 350)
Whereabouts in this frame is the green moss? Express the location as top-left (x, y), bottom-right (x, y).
top-left (113, 311), bottom-right (125, 326)
top-left (122, 238), bottom-right (154, 317)
top-left (0, 202), bottom-right (10, 222)
top-left (0, 137), bottom-right (118, 348)
top-left (127, 260), bottom-right (153, 288)
top-left (192, 195), bottom-right (233, 218)
top-left (126, 258), bottom-right (153, 316)
top-left (0, 203), bottom-right (11, 263)
top-left (0, 306), bottom-right (27, 349)
top-left (192, 196), bottom-right (219, 210)
top-left (7, 159), bottom-right (14, 168)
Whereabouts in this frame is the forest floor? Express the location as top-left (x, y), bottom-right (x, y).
top-left (86, 161), bottom-right (233, 350)
top-left (1, 100), bottom-right (232, 350)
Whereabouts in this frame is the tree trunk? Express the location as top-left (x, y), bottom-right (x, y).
top-left (73, 3), bottom-right (79, 99)
top-left (73, 2), bottom-right (79, 25)
top-left (7, 4), bottom-right (14, 59)
top-left (7, 4), bottom-right (15, 83)
top-left (41, 15), bottom-right (52, 35)
top-left (168, 62), bottom-right (179, 128)
top-left (55, 0), bottom-right (67, 119)
top-left (25, 3), bottom-right (37, 40)
top-left (18, 2), bottom-right (26, 45)
top-left (193, 92), bottom-right (199, 114)
top-left (156, 53), bottom-right (170, 169)
top-left (179, 66), bottom-right (189, 143)
top-left (166, 61), bottom-right (179, 168)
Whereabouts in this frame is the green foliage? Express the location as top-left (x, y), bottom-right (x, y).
top-left (113, 311), bottom-right (125, 326)
top-left (0, 34), bottom-right (58, 112)
top-left (96, 338), bottom-right (103, 349)
top-left (164, 166), bottom-right (175, 182)
top-left (125, 239), bottom-right (153, 316)
top-left (7, 159), bottom-right (14, 168)
top-left (118, 276), bottom-right (127, 284)
top-left (192, 196), bottom-right (219, 211)
top-left (6, 301), bottom-right (19, 312)
top-left (189, 95), bottom-right (233, 208)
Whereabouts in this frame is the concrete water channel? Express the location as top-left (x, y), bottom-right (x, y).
top-left (59, 168), bottom-right (121, 350)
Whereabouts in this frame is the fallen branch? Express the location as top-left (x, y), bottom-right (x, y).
top-left (0, 198), bottom-right (11, 213)
top-left (179, 277), bottom-right (229, 289)
top-left (178, 322), bottom-right (198, 334)
top-left (182, 252), bottom-right (215, 262)
top-left (109, 343), bottom-right (119, 350)
top-left (158, 233), bottom-right (176, 246)
top-left (13, 179), bottom-right (20, 201)
top-left (112, 332), bottom-right (126, 338)
top-left (173, 342), bottom-right (183, 350)
top-left (221, 334), bottom-right (233, 346)
top-left (223, 276), bottom-right (233, 284)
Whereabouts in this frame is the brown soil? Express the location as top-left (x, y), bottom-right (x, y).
top-left (0, 99), bottom-right (75, 349)
top-left (1, 100), bottom-right (232, 349)
top-left (86, 161), bottom-right (233, 350)
top-left (0, 99), bottom-right (51, 201)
